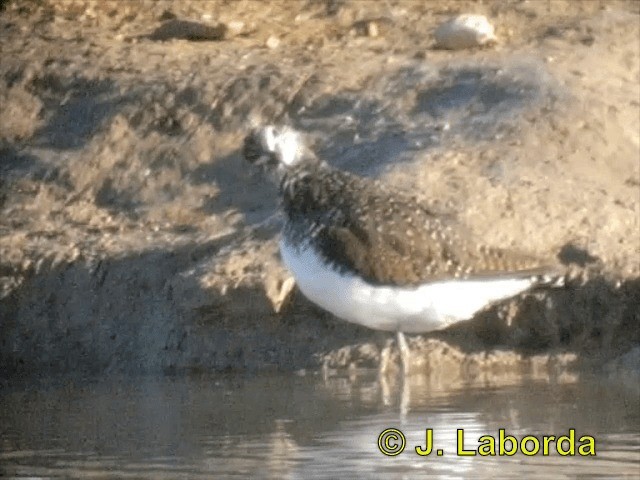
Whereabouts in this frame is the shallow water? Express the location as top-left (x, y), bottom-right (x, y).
top-left (1, 372), bottom-right (638, 479)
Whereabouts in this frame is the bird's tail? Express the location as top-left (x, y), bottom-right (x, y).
top-left (469, 265), bottom-right (568, 288)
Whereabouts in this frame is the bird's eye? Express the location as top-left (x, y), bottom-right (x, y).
top-left (242, 137), bottom-right (259, 163)
top-left (265, 152), bottom-right (279, 167)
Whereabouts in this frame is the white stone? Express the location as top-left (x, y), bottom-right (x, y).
top-left (434, 14), bottom-right (497, 50)
top-left (227, 20), bottom-right (245, 35)
top-left (266, 35), bottom-right (280, 49)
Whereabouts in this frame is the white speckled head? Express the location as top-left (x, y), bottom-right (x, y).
top-left (263, 126), bottom-right (304, 167)
top-left (243, 125), bottom-right (320, 176)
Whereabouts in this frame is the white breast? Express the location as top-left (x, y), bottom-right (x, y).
top-left (279, 239), bottom-right (535, 333)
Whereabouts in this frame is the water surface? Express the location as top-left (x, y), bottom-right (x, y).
top-left (1, 372), bottom-right (638, 479)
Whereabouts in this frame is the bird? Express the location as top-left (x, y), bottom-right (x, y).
top-left (242, 125), bottom-right (565, 375)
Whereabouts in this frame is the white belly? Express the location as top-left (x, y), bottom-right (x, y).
top-left (279, 239), bottom-right (535, 333)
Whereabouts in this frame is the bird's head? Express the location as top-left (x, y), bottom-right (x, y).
top-left (243, 125), bottom-right (321, 179)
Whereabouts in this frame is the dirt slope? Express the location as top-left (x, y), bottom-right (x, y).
top-left (0, 0), bottom-right (638, 378)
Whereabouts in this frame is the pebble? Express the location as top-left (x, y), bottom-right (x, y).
top-left (266, 35), bottom-right (280, 49)
top-left (367, 22), bottom-right (379, 38)
top-left (69, 247), bottom-right (81, 262)
top-left (22, 258), bottom-right (32, 271)
top-left (227, 20), bottom-right (245, 36)
top-left (350, 17), bottom-right (393, 37)
top-left (434, 14), bottom-right (497, 50)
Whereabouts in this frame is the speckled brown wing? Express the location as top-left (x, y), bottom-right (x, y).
top-left (290, 169), bottom-right (559, 287)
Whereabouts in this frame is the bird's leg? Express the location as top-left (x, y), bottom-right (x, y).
top-left (397, 331), bottom-right (410, 376)
top-left (379, 337), bottom-right (394, 378)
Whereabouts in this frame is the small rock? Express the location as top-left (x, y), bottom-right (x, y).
top-left (434, 14), bottom-right (497, 50)
top-left (227, 20), bottom-right (245, 36)
top-left (294, 12), bottom-right (312, 22)
top-left (158, 9), bottom-right (176, 21)
top-left (367, 21), bottom-right (379, 38)
top-left (21, 258), bottom-right (32, 271)
top-left (351, 17), bottom-right (393, 37)
top-left (147, 19), bottom-right (227, 42)
top-left (266, 35), bottom-right (280, 49)
top-left (69, 247), bottom-right (81, 262)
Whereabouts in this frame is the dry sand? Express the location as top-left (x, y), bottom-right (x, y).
top-left (0, 0), bottom-right (638, 380)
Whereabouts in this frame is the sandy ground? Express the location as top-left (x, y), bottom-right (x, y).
top-left (0, 0), bottom-right (638, 379)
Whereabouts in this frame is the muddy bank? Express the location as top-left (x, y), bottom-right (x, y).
top-left (1, 0), bottom-right (638, 378)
